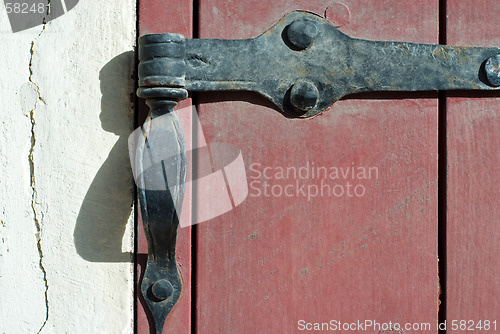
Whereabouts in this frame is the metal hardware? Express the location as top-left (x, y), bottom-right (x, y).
top-left (134, 100), bottom-right (186, 334)
top-left (485, 54), bottom-right (500, 87)
top-left (136, 10), bottom-right (500, 333)
top-left (139, 10), bottom-right (500, 119)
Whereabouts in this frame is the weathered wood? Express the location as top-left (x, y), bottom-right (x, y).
top-left (195, 1), bottom-right (439, 333)
top-left (446, 0), bottom-right (500, 328)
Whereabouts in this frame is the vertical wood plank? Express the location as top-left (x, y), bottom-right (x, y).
top-left (446, 0), bottom-right (500, 328)
top-left (137, 1), bottom-right (193, 333)
top-left (196, 1), bottom-right (439, 333)
top-left (0, 1), bottom-right (136, 332)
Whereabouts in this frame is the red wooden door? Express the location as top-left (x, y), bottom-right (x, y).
top-left (136, 1), bottom-right (500, 333)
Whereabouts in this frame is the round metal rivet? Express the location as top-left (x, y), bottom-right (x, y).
top-left (290, 80), bottom-right (320, 112)
top-left (485, 54), bottom-right (500, 87)
top-left (286, 19), bottom-right (318, 50)
top-left (151, 279), bottom-right (173, 301)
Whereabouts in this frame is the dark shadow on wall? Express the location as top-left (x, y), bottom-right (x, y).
top-left (74, 51), bottom-right (135, 262)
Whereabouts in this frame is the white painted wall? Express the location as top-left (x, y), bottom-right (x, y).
top-left (0, 1), bottom-right (136, 333)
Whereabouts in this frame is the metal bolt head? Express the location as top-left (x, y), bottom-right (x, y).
top-left (290, 80), bottom-right (319, 112)
top-left (151, 279), bottom-right (173, 301)
top-left (286, 19), bottom-right (318, 50)
top-left (485, 54), bottom-right (500, 87)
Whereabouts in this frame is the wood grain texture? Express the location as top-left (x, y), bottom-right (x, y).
top-left (195, 1), bottom-right (439, 333)
top-left (137, 1), bottom-right (193, 333)
top-left (446, 0), bottom-right (500, 328)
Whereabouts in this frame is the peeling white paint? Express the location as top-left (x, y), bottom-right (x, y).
top-left (0, 0), bottom-right (136, 333)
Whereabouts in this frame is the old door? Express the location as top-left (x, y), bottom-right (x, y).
top-left (136, 1), bottom-right (500, 333)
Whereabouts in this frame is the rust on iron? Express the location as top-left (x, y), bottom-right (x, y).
top-left (139, 10), bottom-right (500, 118)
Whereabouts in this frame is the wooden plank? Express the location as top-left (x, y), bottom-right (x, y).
top-left (446, 0), bottom-right (500, 329)
top-left (137, 1), bottom-right (193, 333)
top-left (195, 1), bottom-right (439, 333)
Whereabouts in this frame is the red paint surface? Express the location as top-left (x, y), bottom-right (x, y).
top-left (195, 1), bottom-right (439, 333)
top-left (446, 0), bottom-right (500, 328)
top-left (135, 1), bottom-right (500, 332)
top-left (137, 1), bottom-right (193, 333)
